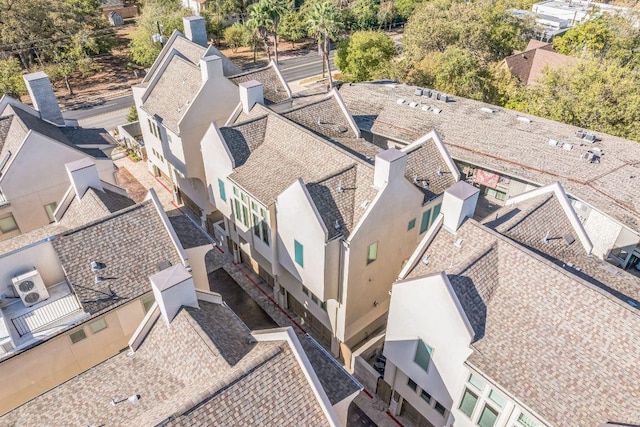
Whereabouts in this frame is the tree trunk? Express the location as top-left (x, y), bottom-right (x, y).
top-left (274, 33), bottom-right (279, 64)
top-left (64, 75), bottom-right (73, 95)
top-left (324, 38), bottom-right (333, 90)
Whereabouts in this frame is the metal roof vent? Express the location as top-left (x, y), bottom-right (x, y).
top-left (396, 99), bottom-right (405, 105)
top-left (562, 143), bottom-right (573, 151)
top-left (337, 182), bottom-right (344, 193)
top-left (517, 116), bottom-right (531, 123)
top-left (564, 234), bottom-right (575, 245)
top-left (480, 107), bottom-right (496, 114)
top-left (409, 102), bottom-right (418, 108)
top-left (95, 276), bottom-right (106, 284)
top-left (437, 167), bottom-right (443, 177)
top-left (548, 139), bottom-right (559, 147)
top-left (422, 89), bottom-right (432, 98)
top-left (421, 105), bottom-right (430, 112)
top-left (432, 108), bottom-right (442, 114)
top-left (337, 125), bottom-right (348, 133)
top-left (415, 88), bottom-right (423, 96)
top-left (454, 238), bottom-right (464, 248)
top-left (360, 200), bottom-right (369, 209)
top-left (422, 255), bottom-right (430, 265)
top-left (91, 261), bottom-right (106, 271)
top-left (334, 220), bottom-right (341, 230)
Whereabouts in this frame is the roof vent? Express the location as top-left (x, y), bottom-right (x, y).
top-left (421, 105), bottom-right (430, 112)
top-left (562, 143), bottom-right (573, 151)
top-left (563, 234), bottom-right (575, 245)
top-left (422, 89), bottom-right (432, 98)
top-left (432, 108), bottom-right (442, 114)
top-left (548, 139), bottom-right (559, 147)
top-left (360, 200), bottom-right (369, 209)
top-left (409, 102), bottom-right (418, 108)
top-left (91, 261), bottom-right (106, 271)
top-left (415, 88), bottom-right (423, 96)
top-left (95, 276), bottom-right (106, 284)
top-left (517, 116), bottom-right (531, 123)
top-left (480, 107), bottom-right (496, 114)
top-left (437, 167), bottom-right (443, 177)
top-left (431, 90), bottom-right (439, 99)
top-left (396, 99), bottom-right (405, 105)
top-left (337, 125), bottom-right (348, 133)
top-left (337, 182), bottom-right (344, 193)
top-left (334, 220), bottom-right (341, 230)
top-left (543, 230), bottom-right (550, 244)
top-left (317, 119), bottom-right (325, 126)
top-left (583, 132), bottom-right (596, 142)
top-left (454, 238), bottom-right (464, 248)
top-left (422, 255), bottom-right (430, 265)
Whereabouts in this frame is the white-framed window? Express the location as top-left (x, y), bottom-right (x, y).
top-left (458, 372), bottom-right (505, 427)
top-left (414, 339), bottom-right (433, 372)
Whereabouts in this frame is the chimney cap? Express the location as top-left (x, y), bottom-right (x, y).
top-left (23, 71), bottom-right (49, 82)
top-left (65, 157), bottom-right (96, 173)
top-left (376, 148), bottom-right (405, 162)
top-left (446, 181), bottom-right (479, 201)
top-left (183, 15), bottom-right (204, 22)
top-left (150, 264), bottom-right (191, 291)
top-left (239, 80), bottom-right (263, 90)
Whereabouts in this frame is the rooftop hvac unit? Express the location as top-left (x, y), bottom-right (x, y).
top-left (12, 269), bottom-right (49, 307)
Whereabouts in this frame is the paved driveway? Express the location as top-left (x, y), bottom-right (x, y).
top-left (208, 268), bottom-right (278, 331)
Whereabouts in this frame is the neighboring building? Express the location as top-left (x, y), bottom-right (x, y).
top-left (1, 263), bottom-right (361, 426)
top-left (202, 82), bottom-right (459, 359)
top-left (502, 40), bottom-right (579, 85)
top-left (132, 16), bottom-right (291, 232)
top-left (0, 189), bottom-right (196, 413)
top-left (0, 73), bottom-right (117, 240)
top-left (339, 82), bottom-right (640, 270)
top-left (382, 181), bottom-right (640, 427)
top-left (532, 0), bottom-right (630, 27)
top-left (99, 0), bottom-right (138, 20)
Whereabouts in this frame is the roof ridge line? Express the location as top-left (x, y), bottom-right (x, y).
top-left (56, 199), bottom-right (152, 237)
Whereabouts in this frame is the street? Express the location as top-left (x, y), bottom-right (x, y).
top-left (63, 49), bottom-right (337, 130)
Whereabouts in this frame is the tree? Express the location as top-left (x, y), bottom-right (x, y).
top-left (335, 31), bottom-right (396, 81)
top-left (247, 0), bottom-right (273, 61)
top-left (553, 14), bottom-right (640, 69)
top-left (307, 0), bottom-right (342, 89)
top-left (248, 0), bottom-right (290, 63)
top-left (225, 23), bottom-right (246, 52)
top-left (242, 22), bottom-right (262, 63)
top-left (279, 11), bottom-right (307, 48)
top-left (126, 105), bottom-right (139, 122)
top-left (377, 1), bottom-right (396, 31)
top-left (201, 9), bottom-right (226, 46)
top-left (521, 59), bottom-right (640, 141)
top-left (403, 0), bottom-right (533, 65)
top-left (129, 0), bottom-right (192, 67)
top-left (406, 47), bottom-right (496, 101)
top-left (51, 31), bottom-right (102, 95)
top-left (351, 0), bottom-right (379, 30)
top-left (0, 57), bottom-right (26, 97)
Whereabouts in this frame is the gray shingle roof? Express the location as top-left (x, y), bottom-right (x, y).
top-left (143, 34), bottom-right (207, 85)
top-left (59, 187), bottom-right (136, 230)
top-left (224, 104), bottom-right (378, 239)
top-left (405, 140), bottom-right (457, 203)
top-left (339, 82), bottom-right (640, 232)
top-left (229, 65), bottom-right (289, 104)
top-left (0, 115), bottom-right (13, 154)
top-left (0, 300), bottom-right (332, 426)
top-left (143, 54), bottom-right (202, 133)
top-left (51, 200), bottom-right (182, 315)
top-left (405, 219), bottom-right (640, 426)
top-left (482, 190), bottom-right (640, 305)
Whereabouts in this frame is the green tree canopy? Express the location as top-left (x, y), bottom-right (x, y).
top-left (129, 0), bottom-right (192, 67)
top-left (307, 0), bottom-right (342, 87)
top-left (279, 11), bottom-right (307, 48)
top-left (406, 46), bottom-right (495, 101)
top-left (350, 0), bottom-right (379, 30)
top-left (0, 57), bottom-right (26, 97)
top-left (335, 30), bottom-right (396, 81)
top-left (224, 23), bottom-right (246, 52)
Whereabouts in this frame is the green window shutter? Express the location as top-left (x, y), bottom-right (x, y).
top-left (218, 179), bottom-right (226, 202)
top-left (414, 339), bottom-right (432, 371)
top-left (420, 209), bottom-right (431, 234)
top-left (432, 203), bottom-right (441, 223)
top-left (294, 240), bottom-right (304, 267)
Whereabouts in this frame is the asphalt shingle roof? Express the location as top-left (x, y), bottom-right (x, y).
top-left (143, 54), bottom-right (202, 133)
top-left (1, 300), bottom-right (333, 426)
top-left (229, 65), bottom-right (290, 104)
top-left (406, 218), bottom-right (640, 426)
top-left (339, 82), bottom-right (640, 232)
top-left (51, 200), bottom-right (182, 315)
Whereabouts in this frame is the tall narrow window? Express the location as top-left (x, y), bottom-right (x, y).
top-left (414, 339), bottom-right (433, 372)
top-left (294, 240), bottom-right (304, 267)
top-left (218, 179), bottom-right (226, 202)
top-left (367, 242), bottom-right (378, 265)
top-left (432, 203), bottom-right (441, 222)
top-left (253, 213), bottom-right (261, 236)
top-left (459, 389), bottom-right (478, 418)
top-left (478, 405), bottom-right (498, 427)
top-left (420, 209), bottom-right (432, 234)
top-left (0, 214), bottom-right (18, 233)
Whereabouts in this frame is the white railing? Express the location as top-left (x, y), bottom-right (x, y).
top-left (0, 192), bottom-right (8, 207)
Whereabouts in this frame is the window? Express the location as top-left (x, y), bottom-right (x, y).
top-left (420, 209), bottom-right (431, 234)
top-left (407, 378), bottom-right (418, 392)
top-left (488, 390), bottom-right (505, 408)
top-left (320, 300), bottom-right (327, 311)
top-left (517, 413), bottom-right (538, 427)
top-left (261, 221), bottom-right (269, 244)
top-left (253, 213), bottom-right (261, 237)
top-left (434, 401), bottom-right (446, 416)
top-left (302, 285), bottom-right (309, 296)
top-left (69, 329), bottom-right (87, 344)
top-left (294, 240), bottom-right (304, 267)
top-left (167, 133), bottom-right (172, 143)
top-left (420, 390), bottom-right (431, 404)
top-left (90, 318), bottom-right (108, 334)
top-left (367, 242), bottom-right (378, 265)
top-left (468, 373), bottom-right (485, 391)
top-left (408, 218), bottom-right (416, 230)
top-left (478, 405), bottom-right (498, 427)
top-left (218, 179), bottom-right (226, 202)
top-left (0, 214), bottom-right (18, 233)
top-left (234, 199), bottom-right (242, 221)
top-left (44, 202), bottom-right (57, 223)
top-left (311, 294), bottom-right (319, 304)
top-left (459, 389), bottom-right (478, 418)
top-left (413, 339), bottom-right (433, 372)
top-left (142, 295), bottom-right (155, 313)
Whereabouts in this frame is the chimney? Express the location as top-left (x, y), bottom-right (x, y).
top-left (373, 148), bottom-right (407, 190)
top-left (183, 16), bottom-right (207, 47)
top-left (150, 264), bottom-right (199, 325)
top-left (23, 72), bottom-right (64, 126)
top-left (441, 181), bottom-right (480, 232)
top-left (200, 55), bottom-right (223, 83)
top-left (239, 80), bottom-right (264, 114)
top-left (65, 158), bottom-right (103, 199)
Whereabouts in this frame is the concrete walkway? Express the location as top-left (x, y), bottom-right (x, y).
top-left (114, 155), bottom-right (402, 427)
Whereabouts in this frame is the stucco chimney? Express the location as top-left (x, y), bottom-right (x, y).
top-left (200, 55), bottom-right (223, 83)
top-left (183, 16), bottom-right (207, 47)
top-left (373, 148), bottom-right (407, 190)
top-left (239, 80), bottom-right (264, 114)
top-left (441, 181), bottom-right (480, 232)
top-left (23, 72), bottom-right (64, 126)
top-left (66, 158), bottom-right (103, 199)
top-left (150, 264), bottom-right (199, 325)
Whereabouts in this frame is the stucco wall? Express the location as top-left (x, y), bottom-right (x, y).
top-left (584, 208), bottom-right (623, 258)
